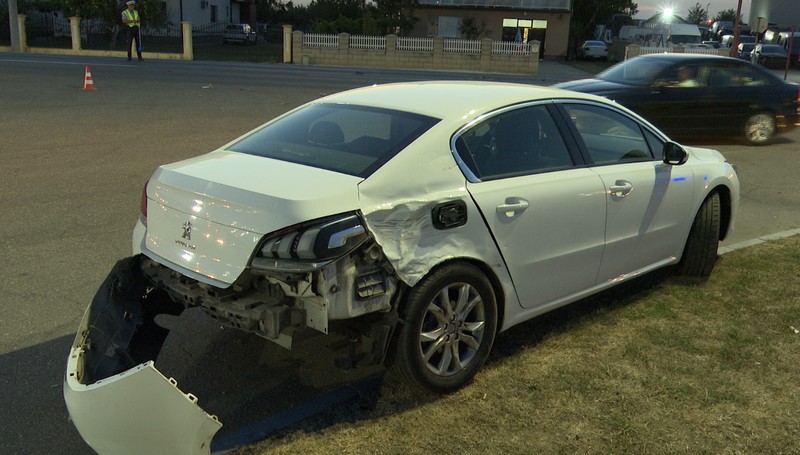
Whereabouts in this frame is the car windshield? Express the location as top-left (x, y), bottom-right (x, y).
top-left (597, 58), bottom-right (672, 86)
top-left (228, 104), bottom-right (439, 178)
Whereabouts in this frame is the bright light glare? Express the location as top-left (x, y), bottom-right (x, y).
top-left (663, 7), bottom-right (674, 17)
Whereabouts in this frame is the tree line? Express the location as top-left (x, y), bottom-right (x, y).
top-left (2, 0), bottom-right (745, 42)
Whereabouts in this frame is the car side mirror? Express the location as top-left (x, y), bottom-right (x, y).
top-left (663, 141), bottom-right (688, 165)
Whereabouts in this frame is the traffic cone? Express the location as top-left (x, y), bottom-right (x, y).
top-left (81, 66), bottom-right (96, 91)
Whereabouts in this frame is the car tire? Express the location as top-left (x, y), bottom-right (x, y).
top-left (743, 112), bottom-right (776, 145)
top-left (679, 192), bottom-right (721, 276)
top-left (394, 262), bottom-right (497, 393)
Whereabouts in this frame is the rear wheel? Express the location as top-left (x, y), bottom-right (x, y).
top-left (394, 263), bottom-right (497, 393)
top-left (679, 192), bottom-right (721, 276)
top-left (744, 112), bottom-right (776, 145)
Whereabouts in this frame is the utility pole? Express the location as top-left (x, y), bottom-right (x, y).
top-left (8, 0), bottom-right (20, 52)
top-left (730, 0), bottom-right (743, 58)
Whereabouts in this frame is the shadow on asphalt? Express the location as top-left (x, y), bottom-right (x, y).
top-left (0, 311), bottom-right (384, 455)
top-left (1, 335), bottom-right (94, 455)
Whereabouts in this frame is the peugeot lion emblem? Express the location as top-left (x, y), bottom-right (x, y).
top-left (182, 220), bottom-right (192, 240)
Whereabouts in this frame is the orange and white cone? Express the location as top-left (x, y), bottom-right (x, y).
top-left (81, 66), bottom-right (96, 91)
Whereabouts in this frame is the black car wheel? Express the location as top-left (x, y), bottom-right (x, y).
top-left (394, 262), bottom-right (497, 393)
top-left (744, 112), bottom-right (776, 145)
top-left (679, 192), bottom-right (721, 276)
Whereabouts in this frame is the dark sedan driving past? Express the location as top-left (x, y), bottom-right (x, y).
top-left (554, 54), bottom-right (800, 145)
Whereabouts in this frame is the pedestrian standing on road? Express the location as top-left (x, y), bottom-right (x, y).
top-left (121, 0), bottom-right (143, 62)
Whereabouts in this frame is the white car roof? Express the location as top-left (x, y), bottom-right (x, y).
top-left (311, 81), bottom-right (603, 119)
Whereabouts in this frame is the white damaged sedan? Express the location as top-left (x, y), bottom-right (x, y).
top-left (65, 82), bottom-right (739, 454)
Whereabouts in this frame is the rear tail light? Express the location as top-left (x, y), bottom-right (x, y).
top-left (252, 213), bottom-right (369, 272)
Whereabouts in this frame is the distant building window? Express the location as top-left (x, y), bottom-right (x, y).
top-left (503, 18), bottom-right (548, 29)
top-left (438, 16), bottom-right (461, 38)
top-left (502, 18), bottom-right (548, 42)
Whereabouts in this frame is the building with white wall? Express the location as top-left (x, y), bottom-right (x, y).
top-left (162, 0), bottom-right (253, 26)
top-left (749, 0), bottom-right (799, 29)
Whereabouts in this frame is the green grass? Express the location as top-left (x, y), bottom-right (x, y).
top-left (234, 235), bottom-right (800, 454)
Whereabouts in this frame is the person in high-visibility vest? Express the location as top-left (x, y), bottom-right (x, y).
top-left (121, 0), bottom-right (143, 61)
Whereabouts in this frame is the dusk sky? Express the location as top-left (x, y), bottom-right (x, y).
top-left (633, 0), bottom-right (751, 20)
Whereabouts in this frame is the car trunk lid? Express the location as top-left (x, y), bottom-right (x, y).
top-left (143, 151), bottom-right (362, 286)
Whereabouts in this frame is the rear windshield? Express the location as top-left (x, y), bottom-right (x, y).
top-left (228, 104), bottom-right (439, 177)
top-left (597, 58), bottom-right (673, 86)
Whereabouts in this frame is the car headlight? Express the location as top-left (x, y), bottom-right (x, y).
top-left (251, 213), bottom-right (369, 273)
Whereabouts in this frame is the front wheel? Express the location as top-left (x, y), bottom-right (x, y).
top-left (679, 192), bottom-right (721, 276)
top-left (744, 112), bottom-right (776, 145)
top-left (393, 263), bottom-right (497, 393)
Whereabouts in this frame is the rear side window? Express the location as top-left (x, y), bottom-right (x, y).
top-left (455, 104), bottom-right (574, 181)
top-left (563, 104), bottom-right (655, 165)
top-left (707, 61), bottom-right (774, 87)
top-left (229, 104), bottom-right (438, 177)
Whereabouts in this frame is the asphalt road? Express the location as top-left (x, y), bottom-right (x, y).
top-left (1, 53), bottom-right (798, 455)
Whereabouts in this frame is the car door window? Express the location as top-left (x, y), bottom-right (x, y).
top-left (720, 62), bottom-right (770, 86)
top-left (652, 63), bottom-right (707, 88)
top-left (563, 104), bottom-right (655, 165)
top-left (455, 105), bottom-right (574, 181)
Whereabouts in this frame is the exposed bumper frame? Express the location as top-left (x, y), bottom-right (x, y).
top-left (64, 257), bottom-right (222, 455)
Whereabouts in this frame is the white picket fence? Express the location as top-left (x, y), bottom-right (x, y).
top-left (351, 35), bottom-right (386, 50)
top-left (444, 38), bottom-right (481, 54)
top-left (397, 37), bottom-right (433, 52)
top-left (303, 33), bottom-right (339, 48)
top-left (303, 33), bottom-right (536, 56)
top-left (492, 41), bottom-right (533, 55)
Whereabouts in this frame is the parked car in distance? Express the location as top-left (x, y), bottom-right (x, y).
top-left (721, 34), bottom-right (756, 48)
top-left (223, 23), bottom-right (257, 45)
top-left (712, 20), bottom-right (734, 39)
top-left (720, 34), bottom-right (735, 47)
top-left (553, 53), bottom-right (800, 145)
top-left (65, 81), bottom-right (739, 454)
top-left (737, 42), bottom-right (756, 60)
top-left (576, 40), bottom-right (609, 60)
top-left (739, 35), bottom-right (757, 44)
top-left (701, 40), bottom-right (720, 49)
top-left (751, 43), bottom-right (789, 68)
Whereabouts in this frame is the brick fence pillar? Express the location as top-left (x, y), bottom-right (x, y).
top-left (480, 38), bottom-right (492, 72)
top-left (625, 44), bottom-right (641, 60)
top-left (387, 34), bottom-right (397, 68)
top-left (69, 17), bottom-right (81, 51)
top-left (17, 14), bottom-right (27, 52)
top-left (292, 31), bottom-right (303, 64)
top-left (433, 37), bottom-right (443, 69)
top-left (282, 24), bottom-right (293, 63)
top-left (339, 33), bottom-right (350, 66)
top-left (181, 22), bottom-right (193, 60)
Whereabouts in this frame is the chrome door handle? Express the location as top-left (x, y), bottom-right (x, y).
top-left (609, 180), bottom-right (633, 198)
